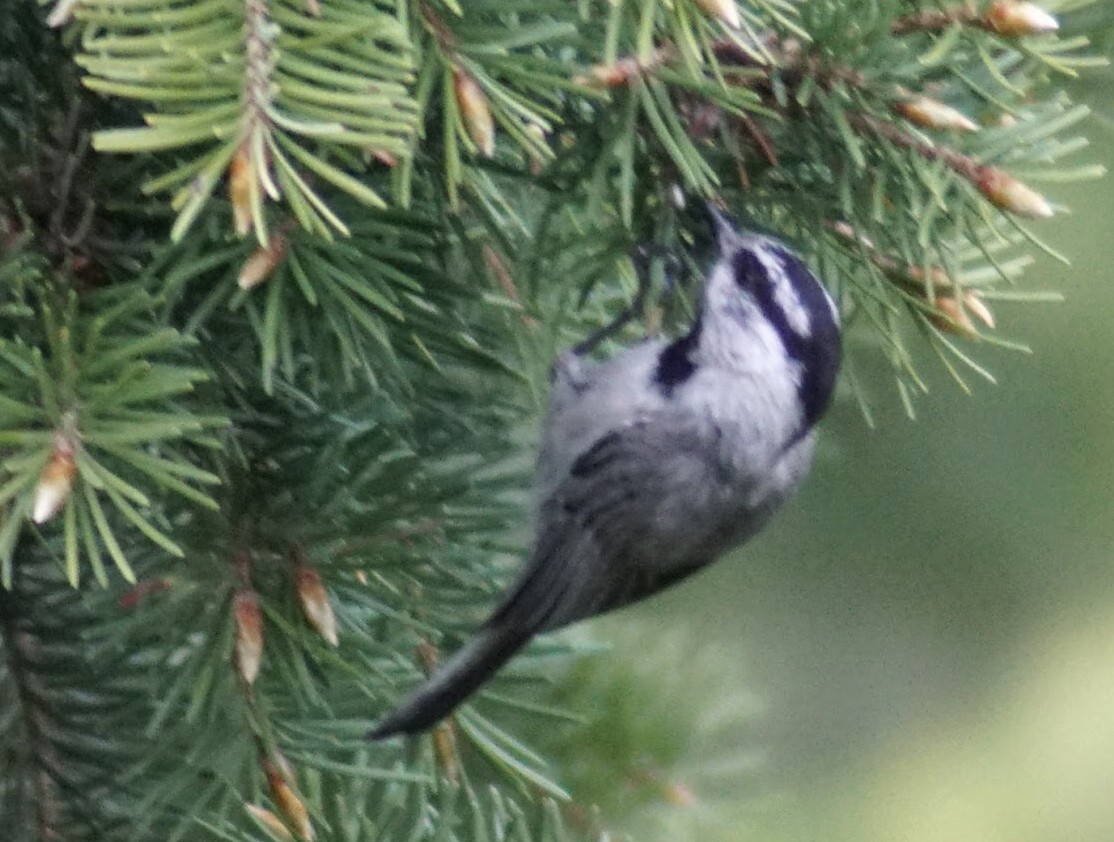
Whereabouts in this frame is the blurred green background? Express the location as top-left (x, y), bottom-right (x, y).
top-left (557, 61), bottom-right (1114, 842)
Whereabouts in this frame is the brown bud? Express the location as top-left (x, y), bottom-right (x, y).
top-left (118, 578), bottom-right (172, 610)
top-left (905, 264), bottom-right (954, 288)
top-left (929, 292), bottom-right (994, 338)
top-left (233, 590), bottom-right (264, 685)
top-left (229, 143), bottom-right (253, 237)
top-left (526, 123), bottom-right (548, 174)
top-left (827, 220), bottom-right (877, 250)
top-left (694, 0), bottom-right (740, 29)
top-left (929, 296), bottom-right (975, 337)
top-left (239, 235), bottom-right (287, 291)
top-left (985, 1), bottom-right (1059, 36)
top-left (896, 97), bottom-right (979, 133)
top-left (431, 720), bottom-right (459, 783)
top-left (369, 148), bottom-right (399, 168)
top-left (453, 68), bottom-right (495, 157)
top-left (33, 436), bottom-right (76, 524)
top-left (963, 291), bottom-right (996, 330)
top-left (46, 0), bottom-right (79, 27)
top-left (274, 749), bottom-right (295, 779)
top-left (294, 564), bottom-right (338, 647)
top-left (976, 168), bottom-right (1053, 219)
top-left (245, 804), bottom-right (295, 842)
top-left (266, 763), bottom-right (315, 842)
top-left (411, 641), bottom-right (459, 779)
top-left (575, 57), bottom-right (643, 88)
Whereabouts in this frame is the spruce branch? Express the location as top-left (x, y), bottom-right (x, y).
top-left (55, 0), bottom-right (1105, 398)
top-left (153, 201), bottom-right (527, 396)
top-left (0, 286), bottom-right (224, 586)
top-left (76, 0), bottom-right (420, 241)
top-left (0, 549), bottom-right (156, 841)
top-left (1, 600), bottom-right (65, 839)
top-left (891, 1), bottom-right (1060, 37)
top-left (412, 0), bottom-right (578, 205)
top-left (537, 0), bottom-right (1100, 405)
top-left (2, 3), bottom-right (1111, 840)
top-left (849, 113), bottom-right (1054, 217)
top-left (93, 380), bottom-right (597, 839)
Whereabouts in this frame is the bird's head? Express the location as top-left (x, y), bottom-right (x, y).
top-left (704, 206), bottom-right (842, 427)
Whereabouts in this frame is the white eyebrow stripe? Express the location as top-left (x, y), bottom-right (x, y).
top-left (757, 244), bottom-right (812, 339)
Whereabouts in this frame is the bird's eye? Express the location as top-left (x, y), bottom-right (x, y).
top-left (730, 246), bottom-right (769, 290)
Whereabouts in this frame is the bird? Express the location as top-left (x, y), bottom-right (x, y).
top-left (368, 207), bottom-right (841, 739)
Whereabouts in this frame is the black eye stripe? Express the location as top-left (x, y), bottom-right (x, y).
top-left (733, 249), bottom-right (806, 347)
top-left (733, 246), bottom-right (841, 427)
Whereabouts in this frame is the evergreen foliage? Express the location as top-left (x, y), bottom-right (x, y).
top-left (0, 1), bottom-right (1109, 840)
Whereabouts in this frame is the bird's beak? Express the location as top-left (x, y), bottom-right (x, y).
top-left (705, 201), bottom-right (740, 255)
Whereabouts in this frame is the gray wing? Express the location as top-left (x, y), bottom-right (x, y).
top-left (368, 421), bottom-right (703, 739)
top-left (369, 414), bottom-right (744, 739)
top-left (489, 416), bottom-right (723, 636)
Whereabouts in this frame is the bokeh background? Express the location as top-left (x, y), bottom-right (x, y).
top-left (549, 53), bottom-right (1114, 842)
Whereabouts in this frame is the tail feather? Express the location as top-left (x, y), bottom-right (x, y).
top-left (367, 623), bottom-right (529, 739)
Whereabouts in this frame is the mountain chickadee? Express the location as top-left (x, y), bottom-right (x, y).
top-left (369, 209), bottom-right (841, 738)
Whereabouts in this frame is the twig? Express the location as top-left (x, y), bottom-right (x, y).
top-left (850, 113), bottom-right (982, 180)
top-left (416, 641), bottom-right (460, 782)
top-left (0, 580), bottom-right (64, 840)
top-left (482, 243), bottom-right (538, 328)
top-left (891, 5), bottom-right (980, 35)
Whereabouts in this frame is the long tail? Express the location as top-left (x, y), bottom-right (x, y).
top-left (367, 623), bottom-right (530, 739)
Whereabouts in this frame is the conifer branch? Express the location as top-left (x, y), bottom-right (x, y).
top-left (1, 587), bottom-right (64, 841)
top-left (1, 2), bottom-right (1109, 839)
top-left (892, 1), bottom-right (1060, 37)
